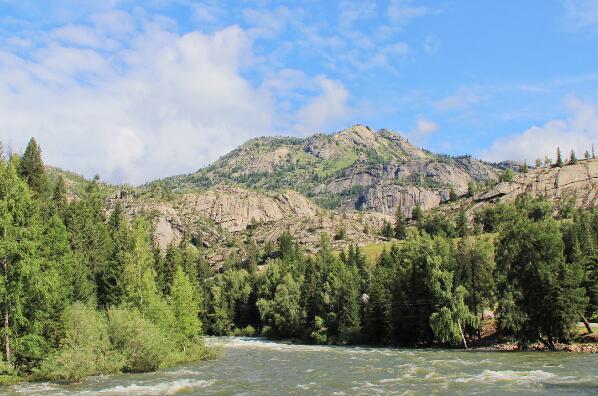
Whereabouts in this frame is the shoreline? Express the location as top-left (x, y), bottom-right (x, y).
top-left (228, 335), bottom-right (598, 353)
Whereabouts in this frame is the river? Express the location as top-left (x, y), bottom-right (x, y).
top-left (6, 337), bottom-right (598, 395)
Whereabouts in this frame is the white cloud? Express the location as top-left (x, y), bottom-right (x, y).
top-left (409, 118), bottom-right (438, 137)
top-left (0, 10), bottom-right (359, 184)
top-left (294, 76), bottom-right (349, 134)
top-left (0, 21), bottom-right (275, 184)
top-left (435, 88), bottom-right (483, 111)
top-left (563, 0), bottom-right (598, 31)
top-left (481, 96), bottom-right (598, 162)
top-left (387, 0), bottom-right (437, 25)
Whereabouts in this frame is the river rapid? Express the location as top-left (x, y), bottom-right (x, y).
top-left (6, 337), bottom-right (598, 395)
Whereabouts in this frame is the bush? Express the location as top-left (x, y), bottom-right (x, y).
top-left (107, 307), bottom-right (171, 373)
top-left (36, 303), bottom-right (124, 382)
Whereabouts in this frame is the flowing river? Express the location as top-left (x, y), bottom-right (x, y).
top-left (6, 337), bottom-right (598, 395)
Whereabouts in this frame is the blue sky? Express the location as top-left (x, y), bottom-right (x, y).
top-left (1, 0), bottom-right (597, 184)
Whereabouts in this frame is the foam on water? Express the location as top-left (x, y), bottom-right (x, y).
top-left (456, 370), bottom-right (557, 384)
top-left (79, 379), bottom-right (214, 395)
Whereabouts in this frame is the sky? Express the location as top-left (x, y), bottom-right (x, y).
top-left (1, 0), bottom-right (598, 184)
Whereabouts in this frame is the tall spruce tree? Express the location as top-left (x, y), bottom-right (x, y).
top-left (556, 147), bottom-right (564, 167)
top-left (394, 208), bottom-right (407, 240)
top-left (19, 138), bottom-right (48, 195)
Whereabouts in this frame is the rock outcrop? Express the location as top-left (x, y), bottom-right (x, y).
top-left (475, 159), bottom-right (598, 207)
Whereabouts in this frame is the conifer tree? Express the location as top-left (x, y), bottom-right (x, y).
top-left (411, 203), bottom-right (424, 222)
top-left (456, 209), bottom-right (468, 237)
top-left (19, 138), bottom-right (48, 194)
top-left (520, 162), bottom-right (529, 173)
top-left (52, 176), bottom-right (68, 215)
top-left (394, 208), bottom-right (407, 240)
top-left (585, 150), bottom-right (591, 160)
top-left (535, 158), bottom-right (542, 168)
top-left (569, 150), bottom-right (578, 164)
top-left (556, 147), bottom-right (564, 167)
top-left (381, 220), bottom-right (394, 239)
top-left (496, 217), bottom-right (587, 349)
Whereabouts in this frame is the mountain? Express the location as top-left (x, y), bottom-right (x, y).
top-left (159, 125), bottom-right (502, 215)
top-left (52, 124), bottom-right (596, 266)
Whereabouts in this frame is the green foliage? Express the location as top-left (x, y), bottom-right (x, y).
top-left (500, 168), bottom-right (514, 182)
top-left (394, 209), bottom-right (407, 240)
top-left (556, 147), bottom-right (564, 167)
top-left (37, 303), bottom-right (123, 382)
top-left (168, 266), bottom-right (202, 348)
top-left (381, 220), bottom-right (394, 239)
top-left (496, 217), bottom-right (588, 349)
top-left (19, 138), bottom-right (48, 195)
top-left (107, 307), bottom-right (169, 372)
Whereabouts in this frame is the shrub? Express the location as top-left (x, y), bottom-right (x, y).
top-left (36, 303), bottom-right (124, 382)
top-left (107, 307), bottom-right (171, 373)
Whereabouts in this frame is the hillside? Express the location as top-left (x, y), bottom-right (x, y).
top-left (158, 125), bottom-right (502, 214)
top-left (50, 125), bottom-right (597, 266)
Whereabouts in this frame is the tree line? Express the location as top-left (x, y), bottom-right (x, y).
top-left (203, 197), bottom-right (597, 351)
top-left (0, 139), bottom-right (213, 383)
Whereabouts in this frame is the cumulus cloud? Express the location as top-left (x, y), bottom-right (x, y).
top-left (294, 76), bottom-right (349, 134)
top-left (0, 19), bottom-right (276, 184)
top-left (481, 96), bottom-right (598, 162)
top-left (0, 11), bottom-right (355, 184)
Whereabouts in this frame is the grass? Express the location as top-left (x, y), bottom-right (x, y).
top-left (335, 241), bottom-right (402, 263)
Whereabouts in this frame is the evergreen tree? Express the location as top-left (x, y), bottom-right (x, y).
top-left (520, 162), bottom-right (529, 173)
top-left (456, 209), bottom-right (468, 237)
top-left (456, 236), bottom-right (495, 340)
top-left (496, 217), bottom-right (587, 349)
top-left (556, 147), bottom-right (564, 167)
top-left (467, 181), bottom-right (477, 197)
top-left (570, 150), bottom-right (578, 164)
top-left (52, 176), bottom-right (68, 215)
top-left (535, 158), bottom-right (542, 168)
top-left (585, 150), bottom-right (591, 160)
top-left (394, 208), bottom-right (407, 240)
top-left (411, 203), bottom-right (424, 222)
top-left (19, 138), bottom-right (48, 195)
top-left (381, 220), bottom-right (394, 239)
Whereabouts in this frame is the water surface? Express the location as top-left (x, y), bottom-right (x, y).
top-left (7, 337), bottom-right (598, 395)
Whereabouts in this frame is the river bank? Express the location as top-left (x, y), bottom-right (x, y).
top-left (6, 337), bottom-right (598, 395)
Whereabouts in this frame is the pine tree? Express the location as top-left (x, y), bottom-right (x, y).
top-left (520, 162), bottom-right (529, 173)
top-left (585, 150), bottom-right (591, 160)
top-left (411, 203), bottom-right (424, 222)
top-left (381, 220), bottom-right (394, 239)
top-left (592, 144), bottom-right (596, 159)
top-left (556, 147), bottom-right (564, 167)
top-left (569, 150), bottom-right (578, 164)
top-left (19, 138), bottom-right (48, 194)
top-left (394, 208), bottom-right (407, 240)
top-left (456, 209), bottom-right (468, 237)
top-left (52, 176), bottom-right (68, 214)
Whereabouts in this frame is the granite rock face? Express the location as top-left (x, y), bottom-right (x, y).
top-left (475, 160), bottom-right (598, 206)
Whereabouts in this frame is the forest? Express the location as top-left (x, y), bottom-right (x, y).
top-left (0, 138), bottom-right (597, 384)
